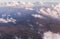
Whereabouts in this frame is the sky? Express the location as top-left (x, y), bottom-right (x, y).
top-left (0, 0), bottom-right (60, 2)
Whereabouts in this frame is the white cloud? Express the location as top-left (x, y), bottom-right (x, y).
top-left (43, 31), bottom-right (60, 39)
top-left (0, 18), bottom-right (16, 23)
top-left (32, 14), bottom-right (46, 19)
top-left (0, 18), bottom-right (8, 23)
top-left (7, 18), bottom-right (16, 23)
top-left (36, 3), bottom-right (60, 20)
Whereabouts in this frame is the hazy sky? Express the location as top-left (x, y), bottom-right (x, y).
top-left (0, 0), bottom-right (60, 2)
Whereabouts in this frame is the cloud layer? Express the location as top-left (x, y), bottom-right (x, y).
top-left (0, 2), bottom-right (60, 23)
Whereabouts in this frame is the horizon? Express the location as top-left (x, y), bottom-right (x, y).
top-left (0, 0), bottom-right (60, 2)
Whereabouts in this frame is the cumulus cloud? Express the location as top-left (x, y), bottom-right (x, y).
top-left (0, 18), bottom-right (16, 23)
top-left (0, 18), bottom-right (8, 23)
top-left (36, 2), bottom-right (60, 20)
top-left (7, 18), bottom-right (16, 23)
top-left (43, 31), bottom-right (60, 39)
top-left (32, 14), bottom-right (46, 19)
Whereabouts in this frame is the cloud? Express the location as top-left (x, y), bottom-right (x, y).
top-left (43, 31), bottom-right (60, 39)
top-left (0, 18), bottom-right (8, 23)
top-left (36, 2), bottom-right (60, 20)
top-left (0, 18), bottom-right (16, 23)
top-left (32, 14), bottom-right (45, 19)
